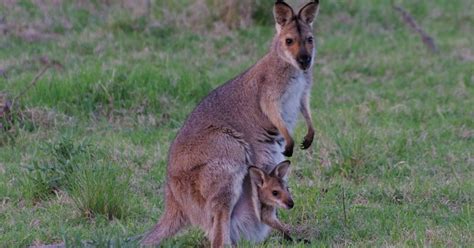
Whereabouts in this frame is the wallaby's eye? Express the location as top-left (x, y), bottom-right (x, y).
top-left (272, 190), bottom-right (279, 197)
top-left (307, 37), bottom-right (313, 43)
top-left (285, 38), bottom-right (293, 46)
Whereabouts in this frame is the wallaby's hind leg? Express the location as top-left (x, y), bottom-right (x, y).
top-left (210, 209), bottom-right (231, 248)
top-left (205, 164), bottom-right (244, 248)
top-left (141, 191), bottom-right (188, 246)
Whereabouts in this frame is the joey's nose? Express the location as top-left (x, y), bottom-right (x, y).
top-left (287, 199), bottom-right (294, 209)
top-left (297, 55), bottom-right (311, 69)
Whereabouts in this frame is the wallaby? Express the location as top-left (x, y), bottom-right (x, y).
top-left (231, 161), bottom-right (294, 243)
top-left (142, 0), bottom-right (319, 247)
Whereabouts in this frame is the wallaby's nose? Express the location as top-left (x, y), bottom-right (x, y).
top-left (287, 199), bottom-right (294, 209)
top-left (297, 54), bottom-right (311, 69)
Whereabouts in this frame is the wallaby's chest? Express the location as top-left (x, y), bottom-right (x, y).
top-left (280, 73), bottom-right (307, 132)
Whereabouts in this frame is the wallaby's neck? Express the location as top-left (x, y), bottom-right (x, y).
top-left (251, 50), bottom-right (297, 81)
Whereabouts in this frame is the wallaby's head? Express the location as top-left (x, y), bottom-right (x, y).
top-left (273, 0), bottom-right (320, 71)
top-left (249, 160), bottom-right (294, 209)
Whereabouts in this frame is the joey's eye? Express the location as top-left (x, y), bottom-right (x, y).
top-left (272, 190), bottom-right (279, 197)
top-left (285, 38), bottom-right (293, 45)
top-left (307, 37), bottom-right (313, 43)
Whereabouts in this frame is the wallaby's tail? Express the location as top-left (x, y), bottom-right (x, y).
top-left (141, 188), bottom-right (188, 246)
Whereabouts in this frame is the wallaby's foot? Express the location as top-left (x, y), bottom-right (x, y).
top-left (300, 130), bottom-right (314, 150)
top-left (299, 238), bottom-right (311, 244)
top-left (278, 235), bottom-right (311, 245)
top-left (284, 233), bottom-right (293, 242)
top-left (282, 140), bottom-right (294, 157)
top-left (278, 235), bottom-right (293, 245)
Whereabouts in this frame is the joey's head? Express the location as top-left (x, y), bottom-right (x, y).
top-left (249, 160), bottom-right (294, 209)
top-left (273, 0), bottom-right (320, 71)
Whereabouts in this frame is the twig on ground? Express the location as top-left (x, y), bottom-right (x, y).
top-left (11, 56), bottom-right (63, 109)
top-left (1, 56), bottom-right (63, 132)
top-left (342, 186), bottom-right (348, 227)
top-left (0, 55), bottom-right (63, 79)
top-left (12, 64), bottom-right (52, 110)
top-left (393, 5), bottom-right (438, 53)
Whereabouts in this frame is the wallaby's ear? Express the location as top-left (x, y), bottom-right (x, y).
top-left (298, 0), bottom-right (320, 26)
top-left (249, 166), bottom-right (267, 187)
top-left (272, 160), bottom-right (291, 179)
top-left (274, 1), bottom-right (294, 31)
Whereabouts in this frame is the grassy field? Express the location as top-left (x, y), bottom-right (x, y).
top-left (1, 0), bottom-right (473, 247)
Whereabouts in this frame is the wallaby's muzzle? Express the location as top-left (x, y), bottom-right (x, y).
top-left (297, 54), bottom-right (311, 70)
top-left (286, 198), bottom-right (295, 209)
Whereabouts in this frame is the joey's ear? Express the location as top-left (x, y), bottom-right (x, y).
top-left (249, 166), bottom-right (267, 187)
top-left (298, 0), bottom-right (320, 26)
top-left (272, 160), bottom-right (291, 179)
top-left (273, 1), bottom-right (294, 31)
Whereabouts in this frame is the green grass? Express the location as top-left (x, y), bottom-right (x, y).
top-left (69, 160), bottom-right (132, 220)
top-left (1, 0), bottom-right (473, 247)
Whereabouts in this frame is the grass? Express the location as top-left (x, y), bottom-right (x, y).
top-left (19, 136), bottom-right (92, 201)
top-left (0, 0), bottom-right (473, 247)
top-left (69, 161), bottom-right (132, 220)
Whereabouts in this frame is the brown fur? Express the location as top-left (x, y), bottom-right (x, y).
top-left (142, 1), bottom-right (319, 247)
top-left (249, 161), bottom-right (294, 241)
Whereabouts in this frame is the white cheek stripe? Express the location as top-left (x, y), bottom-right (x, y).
top-left (277, 199), bottom-right (287, 209)
top-left (275, 24), bottom-right (282, 34)
top-left (310, 47), bottom-right (316, 67)
top-left (283, 49), bottom-right (300, 70)
top-left (282, 45), bottom-right (316, 70)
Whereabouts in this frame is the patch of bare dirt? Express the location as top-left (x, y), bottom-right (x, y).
top-left (458, 126), bottom-right (473, 140)
top-left (29, 242), bottom-right (65, 248)
top-left (1, 0), bottom-right (18, 8)
top-left (352, 194), bottom-right (369, 206)
top-left (21, 107), bottom-right (73, 128)
top-left (458, 48), bottom-right (474, 62)
top-left (120, 0), bottom-right (150, 18)
top-left (0, 16), bottom-right (58, 42)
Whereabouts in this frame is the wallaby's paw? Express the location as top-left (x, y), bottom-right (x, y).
top-left (278, 234), bottom-right (294, 245)
top-left (282, 148), bottom-right (293, 157)
top-left (284, 234), bottom-right (293, 242)
top-left (300, 133), bottom-right (314, 150)
top-left (282, 142), bottom-right (294, 157)
top-left (297, 238), bottom-right (311, 244)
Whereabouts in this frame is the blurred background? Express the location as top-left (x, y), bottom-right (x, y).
top-left (0, 0), bottom-right (473, 247)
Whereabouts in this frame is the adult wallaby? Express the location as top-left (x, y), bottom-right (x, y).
top-left (142, 0), bottom-right (319, 247)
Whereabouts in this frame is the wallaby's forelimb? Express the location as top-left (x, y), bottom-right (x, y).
top-left (262, 214), bottom-right (293, 242)
top-left (260, 96), bottom-right (294, 157)
top-left (299, 91), bottom-right (314, 150)
top-left (260, 205), bottom-right (293, 242)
